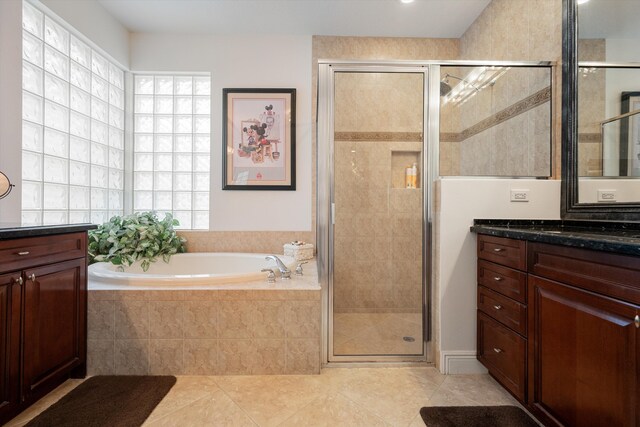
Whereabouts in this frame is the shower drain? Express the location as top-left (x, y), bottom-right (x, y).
top-left (403, 336), bottom-right (415, 342)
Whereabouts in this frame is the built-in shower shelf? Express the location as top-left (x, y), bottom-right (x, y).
top-left (391, 150), bottom-right (421, 189)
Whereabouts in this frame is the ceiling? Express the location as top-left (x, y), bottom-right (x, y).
top-left (96, 0), bottom-right (491, 38)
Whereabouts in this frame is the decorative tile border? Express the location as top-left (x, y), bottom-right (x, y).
top-left (440, 132), bottom-right (463, 143)
top-left (578, 133), bottom-right (600, 143)
top-left (334, 131), bottom-right (423, 142)
top-left (440, 86), bottom-right (552, 143)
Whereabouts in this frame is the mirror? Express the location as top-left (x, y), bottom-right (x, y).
top-left (0, 171), bottom-right (14, 200)
top-left (562, 0), bottom-right (640, 219)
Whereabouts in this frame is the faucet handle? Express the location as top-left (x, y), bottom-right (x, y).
top-left (261, 268), bottom-right (276, 283)
top-left (295, 261), bottom-right (308, 276)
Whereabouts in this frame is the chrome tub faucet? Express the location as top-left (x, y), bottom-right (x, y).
top-left (265, 255), bottom-right (291, 279)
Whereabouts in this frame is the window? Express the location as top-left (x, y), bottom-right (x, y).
top-left (21, 1), bottom-right (125, 225)
top-left (133, 74), bottom-right (211, 230)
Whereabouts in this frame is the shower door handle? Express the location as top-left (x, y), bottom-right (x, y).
top-left (331, 202), bottom-right (335, 225)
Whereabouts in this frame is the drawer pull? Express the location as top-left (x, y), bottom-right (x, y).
top-left (493, 305), bottom-right (503, 310)
top-left (14, 277), bottom-right (23, 286)
top-left (493, 248), bottom-right (505, 253)
top-left (493, 348), bottom-right (503, 353)
top-left (635, 315), bottom-right (639, 329)
top-left (29, 274), bottom-right (36, 282)
top-left (16, 251), bottom-right (30, 256)
top-left (493, 276), bottom-right (503, 282)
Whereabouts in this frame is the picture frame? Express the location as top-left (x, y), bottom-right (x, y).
top-left (222, 88), bottom-right (296, 190)
top-left (619, 91), bottom-right (640, 176)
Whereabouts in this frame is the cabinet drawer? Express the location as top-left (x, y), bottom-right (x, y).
top-left (529, 242), bottom-right (640, 305)
top-left (477, 312), bottom-right (526, 402)
top-left (478, 260), bottom-right (527, 303)
top-left (0, 233), bottom-right (86, 273)
top-left (478, 286), bottom-right (527, 336)
top-left (477, 235), bottom-right (526, 270)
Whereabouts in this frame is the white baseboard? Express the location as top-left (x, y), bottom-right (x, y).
top-left (440, 351), bottom-right (488, 374)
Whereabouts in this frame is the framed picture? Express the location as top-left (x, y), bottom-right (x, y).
top-left (222, 88), bottom-right (296, 190)
top-left (620, 91), bottom-right (640, 176)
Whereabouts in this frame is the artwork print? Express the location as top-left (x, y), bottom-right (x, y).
top-left (223, 89), bottom-right (296, 190)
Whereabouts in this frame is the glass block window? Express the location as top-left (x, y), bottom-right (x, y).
top-left (133, 74), bottom-right (211, 230)
top-left (21, 1), bottom-right (125, 225)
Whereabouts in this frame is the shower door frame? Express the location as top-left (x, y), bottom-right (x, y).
top-left (318, 61), bottom-right (440, 363)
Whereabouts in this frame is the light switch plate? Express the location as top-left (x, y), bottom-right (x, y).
top-left (510, 189), bottom-right (530, 202)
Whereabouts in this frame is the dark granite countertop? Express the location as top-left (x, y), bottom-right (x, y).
top-left (0, 223), bottom-right (97, 240)
top-left (471, 219), bottom-right (640, 256)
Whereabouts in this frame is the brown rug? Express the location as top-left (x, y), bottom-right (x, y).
top-left (25, 376), bottom-right (176, 427)
top-left (420, 406), bottom-right (539, 427)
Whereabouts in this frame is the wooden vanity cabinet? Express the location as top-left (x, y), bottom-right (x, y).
top-left (527, 242), bottom-right (640, 427)
top-left (0, 231), bottom-right (88, 425)
top-left (476, 235), bottom-right (640, 427)
top-left (476, 235), bottom-right (528, 402)
top-left (0, 273), bottom-right (21, 422)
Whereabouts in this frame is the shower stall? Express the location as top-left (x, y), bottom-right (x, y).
top-left (317, 62), bottom-right (438, 363)
top-left (317, 60), bottom-right (553, 363)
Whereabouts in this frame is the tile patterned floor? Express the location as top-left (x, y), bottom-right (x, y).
top-left (4, 367), bottom-right (521, 427)
top-left (333, 313), bottom-right (423, 355)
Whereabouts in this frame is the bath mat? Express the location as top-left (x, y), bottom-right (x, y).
top-left (420, 405), bottom-right (539, 427)
top-left (25, 375), bottom-right (176, 427)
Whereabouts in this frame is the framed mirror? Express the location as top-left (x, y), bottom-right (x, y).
top-left (562, 0), bottom-right (640, 220)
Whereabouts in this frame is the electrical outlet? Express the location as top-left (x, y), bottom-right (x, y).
top-left (510, 189), bottom-right (530, 202)
top-left (597, 190), bottom-right (617, 202)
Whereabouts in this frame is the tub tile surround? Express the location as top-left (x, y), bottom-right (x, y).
top-left (87, 261), bottom-right (321, 375)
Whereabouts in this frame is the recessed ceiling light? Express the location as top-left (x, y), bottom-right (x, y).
top-left (400, 0), bottom-right (415, 4)
top-left (577, 0), bottom-right (589, 4)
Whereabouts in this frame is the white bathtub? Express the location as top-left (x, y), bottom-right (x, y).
top-left (88, 252), bottom-right (297, 287)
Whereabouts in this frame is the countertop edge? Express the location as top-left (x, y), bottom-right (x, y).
top-left (471, 224), bottom-right (640, 257)
top-left (0, 224), bottom-right (97, 240)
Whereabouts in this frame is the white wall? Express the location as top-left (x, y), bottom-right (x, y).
top-left (436, 178), bottom-right (561, 373)
top-left (39, 0), bottom-right (130, 68)
top-left (130, 33), bottom-right (313, 231)
top-left (0, 0), bottom-right (23, 223)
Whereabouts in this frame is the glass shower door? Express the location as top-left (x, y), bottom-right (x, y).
top-left (331, 70), bottom-right (426, 359)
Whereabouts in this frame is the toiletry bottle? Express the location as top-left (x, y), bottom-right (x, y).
top-left (405, 166), bottom-right (412, 188)
top-left (411, 162), bottom-right (418, 188)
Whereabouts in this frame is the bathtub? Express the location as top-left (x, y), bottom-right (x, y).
top-left (88, 252), bottom-right (298, 287)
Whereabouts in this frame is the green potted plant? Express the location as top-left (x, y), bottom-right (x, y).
top-left (88, 212), bottom-right (186, 272)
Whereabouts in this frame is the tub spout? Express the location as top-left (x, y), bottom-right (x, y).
top-left (265, 255), bottom-right (291, 279)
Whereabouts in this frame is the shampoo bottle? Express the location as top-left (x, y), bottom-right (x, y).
top-left (411, 162), bottom-right (418, 188)
top-left (405, 166), bottom-right (412, 188)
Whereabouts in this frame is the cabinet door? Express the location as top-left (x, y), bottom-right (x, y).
top-left (22, 258), bottom-right (86, 400)
top-left (528, 275), bottom-right (639, 427)
top-left (0, 273), bottom-right (21, 423)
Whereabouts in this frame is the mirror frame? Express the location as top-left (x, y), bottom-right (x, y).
top-left (561, 0), bottom-right (640, 220)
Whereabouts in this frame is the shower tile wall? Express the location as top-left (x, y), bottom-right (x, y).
top-left (333, 72), bottom-right (423, 314)
top-left (577, 39), bottom-right (606, 176)
top-left (448, 0), bottom-right (562, 177)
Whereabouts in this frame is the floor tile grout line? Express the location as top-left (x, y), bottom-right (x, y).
top-left (212, 380), bottom-right (262, 426)
top-left (271, 391), bottom-right (332, 427)
top-left (335, 391), bottom-right (395, 427)
top-left (143, 392), bottom-right (217, 426)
